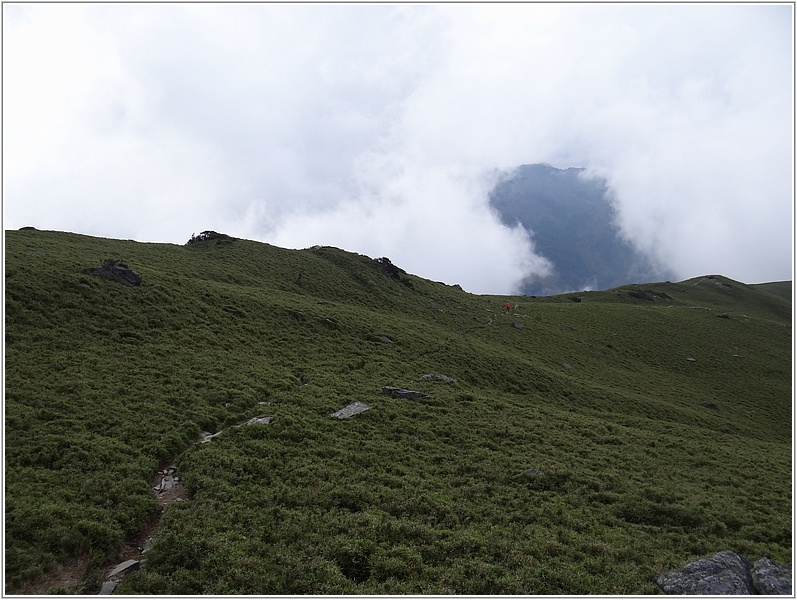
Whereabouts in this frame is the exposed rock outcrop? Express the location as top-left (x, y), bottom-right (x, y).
top-left (627, 289), bottom-right (673, 302)
top-left (186, 231), bottom-right (234, 245)
top-left (750, 557), bottom-right (793, 595)
top-left (656, 550), bottom-right (792, 595)
top-left (373, 257), bottom-right (414, 289)
top-left (92, 260), bottom-right (142, 286)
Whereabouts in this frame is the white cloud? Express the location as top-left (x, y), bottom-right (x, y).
top-left (269, 162), bottom-right (553, 293)
top-left (3, 3), bottom-right (792, 291)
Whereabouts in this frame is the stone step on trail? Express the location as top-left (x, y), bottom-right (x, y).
top-left (99, 559), bottom-right (141, 595)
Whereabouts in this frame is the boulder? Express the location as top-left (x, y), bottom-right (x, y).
top-left (512, 321), bottom-right (523, 329)
top-left (657, 551), bottom-right (793, 595)
top-left (93, 261), bottom-right (142, 286)
top-left (750, 557), bottom-right (792, 595)
top-left (656, 551), bottom-right (758, 595)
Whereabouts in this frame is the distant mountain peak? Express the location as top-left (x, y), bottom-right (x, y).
top-left (489, 163), bottom-right (673, 295)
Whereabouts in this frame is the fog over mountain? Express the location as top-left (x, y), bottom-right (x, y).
top-left (4, 4), bottom-right (791, 294)
top-left (489, 164), bottom-right (676, 296)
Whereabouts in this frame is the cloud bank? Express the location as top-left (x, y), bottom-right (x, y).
top-left (4, 4), bottom-right (792, 292)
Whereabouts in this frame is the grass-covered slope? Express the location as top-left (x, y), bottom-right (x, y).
top-left (4, 228), bottom-right (792, 594)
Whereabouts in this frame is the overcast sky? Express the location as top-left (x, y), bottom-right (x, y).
top-left (4, 3), bottom-right (793, 293)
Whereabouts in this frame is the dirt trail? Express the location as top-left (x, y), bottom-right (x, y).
top-left (18, 463), bottom-right (187, 595)
top-left (19, 416), bottom-right (272, 595)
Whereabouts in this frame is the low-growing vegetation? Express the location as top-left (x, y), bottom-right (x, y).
top-left (5, 228), bottom-right (791, 594)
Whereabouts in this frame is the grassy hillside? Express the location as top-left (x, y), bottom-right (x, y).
top-left (751, 280), bottom-right (792, 303)
top-left (4, 228), bottom-right (792, 594)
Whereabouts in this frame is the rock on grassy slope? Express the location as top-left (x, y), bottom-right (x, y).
top-left (4, 228), bottom-right (792, 594)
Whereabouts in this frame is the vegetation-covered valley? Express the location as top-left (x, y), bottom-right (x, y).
top-left (4, 228), bottom-right (792, 594)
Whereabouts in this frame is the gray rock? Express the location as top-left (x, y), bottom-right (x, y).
top-left (376, 336), bottom-right (394, 344)
top-left (751, 557), bottom-right (792, 595)
top-left (107, 559), bottom-right (140, 579)
top-left (99, 580), bottom-right (119, 594)
top-left (656, 550), bottom-right (753, 594)
top-left (382, 386), bottom-right (431, 400)
top-left (512, 321), bottom-right (523, 328)
top-left (331, 402), bottom-right (370, 419)
top-left (199, 430), bottom-right (223, 443)
top-left (419, 374), bottom-right (456, 383)
top-left (93, 262), bottom-right (142, 286)
top-left (561, 362), bottom-right (572, 370)
top-left (245, 415), bottom-right (273, 425)
top-left (701, 401), bottom-right (719, 410)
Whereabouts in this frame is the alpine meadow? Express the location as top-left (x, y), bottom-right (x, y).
top-left (4, 228), bottom-right (792, 594)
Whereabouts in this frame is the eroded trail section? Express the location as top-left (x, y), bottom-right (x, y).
top-left (96, 462), bottom-right (187, 594)
top-left (94, 414), bottom-right (275, 594)
top-left (17, 462), bottom-right (187, 595)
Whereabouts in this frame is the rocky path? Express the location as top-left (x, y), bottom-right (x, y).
top-left (25, 374), bottom-right (454, 594)
top-left (95, 463), bottom-right (187, 594)
top-left (17, 463), bottom-right (187, 595)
